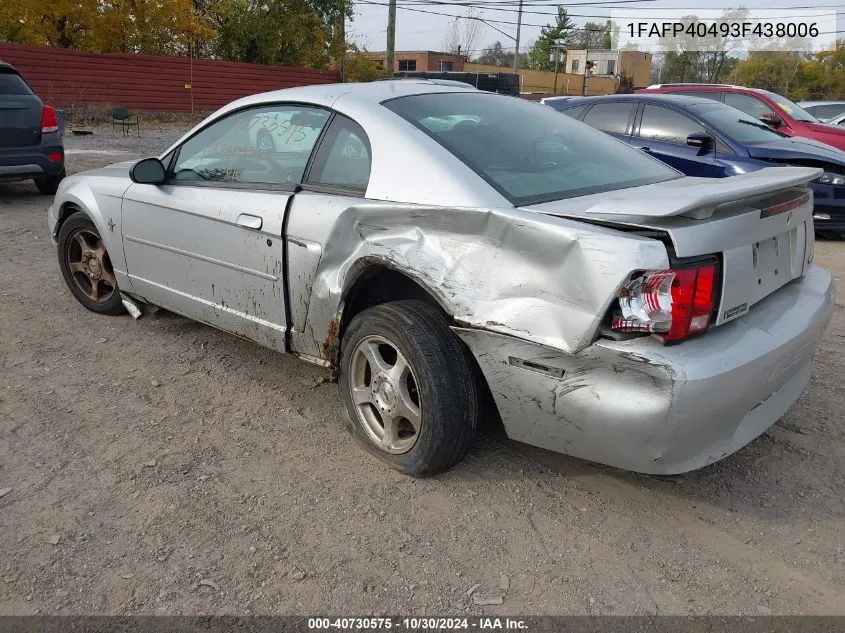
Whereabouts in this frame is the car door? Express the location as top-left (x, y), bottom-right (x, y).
top-left (633, 103), bottom-right (723, 177)
top-left (580, 101), bottom-right (636, 142)
top-left (120, 103), bottom-right (331, 352)
top-left (283, 114), bottom-right (373, 360)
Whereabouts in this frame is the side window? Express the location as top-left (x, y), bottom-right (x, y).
top-left (582, 102), bottom-right (635, 134)
top-left (638, 104), bottom-right (706, 144)
top-left (559, 104), bottom-right (589, 119)
top-left (171, 104), bottom-right (330, 186)
top-left (724, 92), bottom-right (774, 119)
top-left (306, 115), bottom-right (371, 192)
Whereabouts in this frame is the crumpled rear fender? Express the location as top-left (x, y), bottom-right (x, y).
top-left (290, 200), bottom-right (670, 363)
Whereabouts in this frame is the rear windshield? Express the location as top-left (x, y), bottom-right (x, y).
top-left (690, 102), bottom-right (786, 144)
top-left (383, 92), bottom-right (680, 205)
top-left (0, 70), bottom-right (33, 95)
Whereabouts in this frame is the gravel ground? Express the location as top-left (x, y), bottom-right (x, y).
top-left (1, 124), bottom-right (844, 616)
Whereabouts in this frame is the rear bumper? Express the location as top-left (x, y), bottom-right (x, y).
top-left (0, 133), bottom-right (64, 181)
top-left (455, 265), bottom-right (835, 474)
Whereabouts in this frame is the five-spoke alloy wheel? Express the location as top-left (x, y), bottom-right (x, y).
top-left (57, 213), bottom-right (125, 315)
top-left (339, 300), bottom-right (481, 476)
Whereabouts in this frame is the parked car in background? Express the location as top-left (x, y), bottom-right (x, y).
top-left (539, 95), bottom-right (579, 107)
top-left (549, 94), bottom-right (845, 237)
top-left (637, 84), bottom-right (845, 152)
top-left (48, 81), bottom-right (833, 476)
top-left (825, 111), bottom-right (845, 127)
top-left (0, 61), bottom-right (65, 194)
top-left (798, 100), bottom-right (845, 122)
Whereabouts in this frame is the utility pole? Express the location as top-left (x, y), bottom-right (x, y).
top-left (512, 0), bottom-right (523, 75)
top-left (553, 47), bottom-right (560, 95)
top-left (339, 0), bottom-right (346, 82)
top-left (582, 46), bottom-right (590, 96)
top-left (387, 0), bottom-right (397, 77)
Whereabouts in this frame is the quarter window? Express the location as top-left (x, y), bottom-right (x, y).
top-left (582, 102), bottom-right (634, 134)
top-left (638, 104), bottom-right (706, 144)
top-left (307, 115), bottom-right (371, 191)
top-left (171, 104), bottom-right (330, 186)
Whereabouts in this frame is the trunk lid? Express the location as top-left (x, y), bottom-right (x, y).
top-left (524, 166), bottom-right (820, 327)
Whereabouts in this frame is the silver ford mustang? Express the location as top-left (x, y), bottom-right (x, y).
top-left (48, 80), bottom-right (835, 476)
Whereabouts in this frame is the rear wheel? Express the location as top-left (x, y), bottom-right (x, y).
top-left (57, 213), bottom-right (125, 315)
top-left (339, 300), bottom-right (481, 476)
top-left (34, 168), bottom-right (65, 195)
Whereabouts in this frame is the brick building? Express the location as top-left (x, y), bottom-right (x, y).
top-left (367, 50), bottom-right (466, 73)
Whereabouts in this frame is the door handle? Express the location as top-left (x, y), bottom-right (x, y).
top-left (236, 214), bottom-right (262, 230)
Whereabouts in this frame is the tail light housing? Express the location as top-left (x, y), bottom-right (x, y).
top-left (611, 260), bottom-right (720, 343)
top-left (41, 105), bottom-right (59, 134)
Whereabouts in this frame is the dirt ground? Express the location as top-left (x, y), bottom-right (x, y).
top-left (1, 125), bottom-right (844, 616)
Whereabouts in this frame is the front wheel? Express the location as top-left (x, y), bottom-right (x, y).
top-left (57, 213), bottom-right (125, 315)
top-left (339, 300), bottom-right (481, 476)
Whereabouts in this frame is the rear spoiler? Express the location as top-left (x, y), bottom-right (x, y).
top-left (578, 166), bottom-right (821, 220)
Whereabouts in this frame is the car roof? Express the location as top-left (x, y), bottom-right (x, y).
top-left (798, 100), bottom-right (845, 106)
top-left (556, 93), bottom-right (719, 108)
top-left (220, 79), bottom-right (478, 113)
top-left (641, 84), bottom-right (767, 95)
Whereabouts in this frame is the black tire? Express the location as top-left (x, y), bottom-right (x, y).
top-left (34, 169), bottom-right (66, 195)
top-left (57, 213), bottom-right (125, 315)
top-left (339, 300), bottom-right (481, 476)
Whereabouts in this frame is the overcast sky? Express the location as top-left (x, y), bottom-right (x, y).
top-left (346, 0), bottom-right (841, 57)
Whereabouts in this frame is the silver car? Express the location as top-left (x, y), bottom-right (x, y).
top-left (48, 81), bottom-right (835, 476)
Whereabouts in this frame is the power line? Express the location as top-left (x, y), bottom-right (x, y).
top-left (387, 1), bottom-right (843, 21)
top-left (360, 0), bottom-right (845, 31)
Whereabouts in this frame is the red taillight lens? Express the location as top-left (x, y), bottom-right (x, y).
top-left (41, 105), bottom-right (59, 134)
top-left (48, 152), bottom-right (63, 163)
top-left (612, 261), bottom-right (719, 343)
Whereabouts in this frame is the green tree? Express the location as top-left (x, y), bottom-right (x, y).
top-left (528, 7), bottom-right (574, 71)
top-left (209, 0), bottom-right (350, 68)
top-left (474, 40), bottom-right (513, 66)
top-left (344, 43), bottom-right (388, 82)
top-left (568, 20), bottom-right (612, 50)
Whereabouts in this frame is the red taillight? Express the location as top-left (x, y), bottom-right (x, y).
top-left (48, 152), bottom-right (63, 163)
top-left (41, 105), bottom-right (59, 134)
top-left (612, 261), bottom-right (719, 343)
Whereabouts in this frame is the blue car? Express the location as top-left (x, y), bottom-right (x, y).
top-left (548, 94), bottom-right (845, 236)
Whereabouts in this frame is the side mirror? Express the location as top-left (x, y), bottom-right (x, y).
top-left (760, 112), bottom-right (783, 128)
top-left (686, 132), bottom-right (713, 149)
top-left (130, 157), bottom-right (166, 185)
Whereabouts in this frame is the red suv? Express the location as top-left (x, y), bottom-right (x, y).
top-left (637, 83), bottom-right (845, 152)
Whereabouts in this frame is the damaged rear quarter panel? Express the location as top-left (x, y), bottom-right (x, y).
top-left (285, 193), bottom-right (670, 361)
